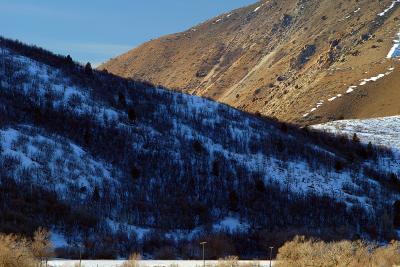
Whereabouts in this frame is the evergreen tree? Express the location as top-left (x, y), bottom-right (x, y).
top-left (193, 140), bottom-right (203, 153)
top-left (229, 191), bottom-right (239, 211)
top-left (84, 129), bottom-right (91, 146)
top-left (131, 166), bottom-right (140, 181)
top-left (92, 186), bottom-right (100, 202)
top-left (118, 92), bottom-right (126, 108)
top-left (334, 160), bottom-right (343, 172)
top-left (352, 133), bottom-right (360, 143)
top-left (212, 160), bottom-right (220, 177)
top-left (128, 108), bottom-right (137, 121)
top-left (84, 62), bottom-right (93, 76)
top-left (66, 55), bottom-right (73, 64)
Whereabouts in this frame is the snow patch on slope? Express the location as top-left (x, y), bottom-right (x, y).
top-left (303, 66), bottom-right (395, 118)
top-left (312, 116), bottom-right (400, 177)
top-left (387, 28), bottom-right (400, 59)
top-left (312, 116), bottom-right (400, 153)
top-left (0, 126), bottom-right (118, 198)
top-left (106, 219), bottom-right (150, 240)
top-left (254, 6), bottom-right (261, 12)
top-left (378, 0), bottom-right (400, 17)
top-left (213, 217), bottom-right (250, 233)
top-left (0, 48), bottom-right (124, 125)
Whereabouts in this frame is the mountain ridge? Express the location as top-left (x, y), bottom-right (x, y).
top-left (100, 0), bottom-right (400, 125)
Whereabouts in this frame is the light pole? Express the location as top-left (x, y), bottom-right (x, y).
top-left (73, 242), bottom-right (83, 267)
top-left (269, 247), bottom-right (274, 267)
top-left (79, 246), bottom-right (82, 267)
top-left (200, 242), bottom-right (207, 267)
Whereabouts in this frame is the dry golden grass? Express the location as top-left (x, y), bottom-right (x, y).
top-left (0, 228), bottom-right (54, 267)
top-left (276, 236), bottom-right (400, 267)
top-left (0, 233), bottom-right (38, 267)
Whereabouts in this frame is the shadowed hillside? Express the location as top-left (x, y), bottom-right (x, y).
top-left (1, 37), bottom-right (400, 259)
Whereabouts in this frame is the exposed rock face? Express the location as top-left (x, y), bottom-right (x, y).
top-left (281, 14), bottom-right (294, 28)
top-left (295, 44), bottom-right (316, 68)
top-left (100, 0), bottom-right (400, 125)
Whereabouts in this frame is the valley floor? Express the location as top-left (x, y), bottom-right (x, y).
top-left (48, 260), bottom-right (275, 267)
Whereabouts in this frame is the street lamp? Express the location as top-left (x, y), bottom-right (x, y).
top-left (269, 247), bottom-right (274, 267)
top-left (200, 242), bottom-right (207, 267)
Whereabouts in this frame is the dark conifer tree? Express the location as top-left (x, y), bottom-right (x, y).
top-left (84, 62), bottom-right (93, 76)
top-left (352, 133), bottom-right (360, 143)
top-left (66, 55), bottom-right (73, 64)
top-left (128, 108), bottom-right (137, 121)
top-left (118, 92), bottom-right (126, 108)
top-left (229, 191), bottom-right (239, 211)
top-left (92, 186), bottom-right (100, 202)
top-left (131, 166), bottom-right (140, 181)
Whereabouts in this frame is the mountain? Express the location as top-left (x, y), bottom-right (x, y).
top-left (99, 0), bottom-right (400, 125)
top-left (1, 37), bottom-right (400, 259)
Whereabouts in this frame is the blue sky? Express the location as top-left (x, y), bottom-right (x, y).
top-left (0, 0), bottom-right (257, 66)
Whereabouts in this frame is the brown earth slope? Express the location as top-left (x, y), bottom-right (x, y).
top-left (100, 0), bottom-right (400, 125)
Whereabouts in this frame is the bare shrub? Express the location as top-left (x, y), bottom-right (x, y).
top-left (122, 252), bottom-right (141, 267)
top-left (370, 241), bottom-right (400, 267)
top-left (276, 236), bottom-right (400, 267)
top-left (217, 255), bottom-right (239, 267)
top-left (31, 227), bottom-right (54, 266)
top-left (0, 233), bottom-right (38, 267)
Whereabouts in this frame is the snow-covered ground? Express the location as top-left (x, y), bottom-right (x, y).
top-left (101, 215), bottom-right (256, 246)
top-left (0, 126), bottom-right (119, 199)
top-left (312, 116), bottom-right (400, 152)
top-left (213, 217), bottom-right (250, 233)
top-left (313, 116), bottom-right (400, 177)
top-left (0, 48), bottom-right (124, 125)
top-left (1, 44), bottom-right (397, 215)
top-left (387, 28), bottom-right (400, 59)
top-left (48, 260), bottom-right (275, 267)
